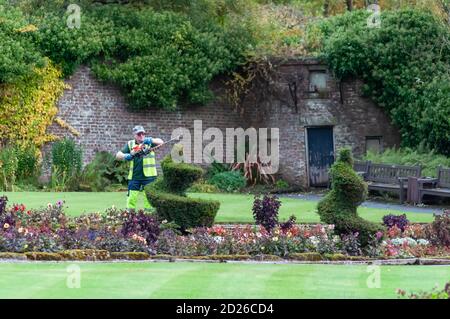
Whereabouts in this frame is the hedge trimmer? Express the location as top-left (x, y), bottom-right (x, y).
top-left (130, 135), bottom-right (181, 159)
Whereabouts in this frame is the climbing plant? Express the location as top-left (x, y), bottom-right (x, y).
top-left (313, 8), bottom-right (450, 155)
top-left (0, 2), bottom-right (45, 83)
top-left (0, 60), bottom-right (68, 148)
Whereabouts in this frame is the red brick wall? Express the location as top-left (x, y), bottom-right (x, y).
top-left (42, 58), bottom-right (401, 188)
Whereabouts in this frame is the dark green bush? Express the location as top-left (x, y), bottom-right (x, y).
top-left (80, 151), bottom-right (128, 191)
top-left (316, 9), bottom-right (450, 155)
top-left (208, 170), bottom-right (246, 192)
top-left (51, 138), bottom-right (82, 177)
top-left (50, 138), bottom-right (82, 191)
top-left (146, 154), bottom-right (219, 229)
top-left (15, 145), bottom-right (40, 183)
top-left (160, 156), bottom-right (203, 195)
top-left (0, 4), bottom-right (45, 83)
top-left (317, 149), bottom-right (383, 246)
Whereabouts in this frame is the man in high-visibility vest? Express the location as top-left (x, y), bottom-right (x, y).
top-left (116, 125), bottom-right (164, 211)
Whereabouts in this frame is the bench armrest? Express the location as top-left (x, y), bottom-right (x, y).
top-left (417, 178), bottom-right (438, 188)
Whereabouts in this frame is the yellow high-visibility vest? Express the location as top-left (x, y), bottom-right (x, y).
top-left (127, 140), bottom-right (157, 180)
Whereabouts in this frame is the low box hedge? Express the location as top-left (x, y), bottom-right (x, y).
top-left (25, 252), bottom-right (62, 261)
top-left (0, 252), bottom-right (27, 260)
top-left (110, 252), bottom-right (150, 260)
top-left (59, 249), bottom-right (110, 261)
top-left (288, 252), bottom-right (323, 261)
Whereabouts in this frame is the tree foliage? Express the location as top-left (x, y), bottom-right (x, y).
top-left (314, 8), bottom-right (450, 155)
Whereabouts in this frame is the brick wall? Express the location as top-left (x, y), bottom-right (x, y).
top-left (42, 58), bottom-right (401, 188)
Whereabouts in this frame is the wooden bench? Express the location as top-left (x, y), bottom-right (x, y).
top-left (353, 161), bottom-right (422, 203)
top-left (418, 166), bottom-right (450, 204)
top-left (353, 160), bottom-right (371, 178)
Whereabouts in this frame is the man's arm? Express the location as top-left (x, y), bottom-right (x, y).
top-left (116, 144), bottom-right (132, 161)
top-left (152, 138), bottom-right (164, 146)
top-left (143, 137), bottom-right (164, 146)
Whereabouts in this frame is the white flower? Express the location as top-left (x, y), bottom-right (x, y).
top-left (213, 236), bottom-right (224, 244)
top-left (417, 239), bottom-right (430, 246)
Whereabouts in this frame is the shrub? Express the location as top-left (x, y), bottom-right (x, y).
top-left (0, 146), bottom-right (18, 191)
top-left (87, 5), bottom-right (249, 110)
top-left (208, 171), bottom-right (246, 192)
top-left (231, 155), bottom-right (275, 185)
top-left (146, 154), bottom-right (219, 230)
top-left (25, 252), bottom-right (62, 261)
top-left (51, 138), bottom-right (82, 191)
top-left (15, 144), bottom-right (40, 184)
top-left (205, 160), bottom-right (230, 179)
top-left (340, 233), bottom-right (362, 256)
top-left (425, 211), bottom-right (450, 247)
top-left (110, 252), bottom-right (150, 260)
top-left (0, 61), bottom-right (67, 148)
top-left (383, 214), bottom-right (409, 232)
top-left (279, 215), bottom-right (297, 232)
top-left (252, 194), bottom-right (281, 233)
top-left (316, 9), bottom-right (450, 155)
top-left (160, 156), bottom-right (203, 195)
top-left (317, 148), bottom-right (384, 246)
top-left (0, 5), bottom-right (45, 83)
top-left (121, 211), bottom-right (161, 245)
top-left (79, 151), bottom-right (128, 191)
top-left (187, 180), bottom-right (219, 193)
top-left (275, 179), bottom-right (290, 189)
top-left (59, 249), bottom-right (110, 261)
top-left (289, 252), bottom-right (323, 261)
top-left (363, 147), bottom-right (450, 177)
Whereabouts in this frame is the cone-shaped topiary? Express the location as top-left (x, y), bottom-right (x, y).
top-left (317, 148), bottom-right (383, 245)
top-left (145, 146), bottom-right (219, 230)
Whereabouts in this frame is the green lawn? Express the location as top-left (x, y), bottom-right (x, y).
top-left (1, 192), bottom-right (434, 223)
top-left (0, 262), bottom-right (448, 298)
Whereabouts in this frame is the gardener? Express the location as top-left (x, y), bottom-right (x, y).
top-left (116, 125), bottom-right (164, 211)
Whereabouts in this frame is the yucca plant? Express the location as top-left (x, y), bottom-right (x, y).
top-left (231, 152), bottom-right (275, 185)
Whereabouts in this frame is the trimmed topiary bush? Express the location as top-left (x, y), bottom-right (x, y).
top-left (317, 149), bottom-right (384, 246)
top-left (146, 152), bottom-right (219, 230)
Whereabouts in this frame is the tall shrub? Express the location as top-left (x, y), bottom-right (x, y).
top-left (146, 152), bottom-right (220, 230)
top-left (51, 138), bottom-right (82, 191)
top-left (317, 148), bottom-right (383, 245)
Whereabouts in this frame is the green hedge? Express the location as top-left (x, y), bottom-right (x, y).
top-left (146, 154), bottom-right (219, 229)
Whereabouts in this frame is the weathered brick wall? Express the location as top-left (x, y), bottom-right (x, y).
top-left (42, 65), bottom-right (251, 177)
top-left (245, 58), bottom-right (401, 186)
top-left (42, 58), bottom-right (401, 188)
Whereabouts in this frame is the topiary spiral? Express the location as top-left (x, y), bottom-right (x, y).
top-left (145, 146), bottom-right (220, 230)
top-left (317, 148), bottom-right (384, 245)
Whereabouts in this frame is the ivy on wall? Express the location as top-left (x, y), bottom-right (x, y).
top-left (312, 9), bottom-right (450, 155)
top-left (0, 60), bottom-right (68, 148)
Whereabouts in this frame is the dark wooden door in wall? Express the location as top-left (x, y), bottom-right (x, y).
top-left (307, 127), bottom-right (335, 187)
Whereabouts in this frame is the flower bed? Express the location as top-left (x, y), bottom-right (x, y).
top-left (0, 196), bottom-right (448, 262)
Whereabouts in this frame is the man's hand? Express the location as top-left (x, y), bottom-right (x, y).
top-left (143, 137), bottom-right (153, 145)
top-left (124, 153), bottom-right (133, 161)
